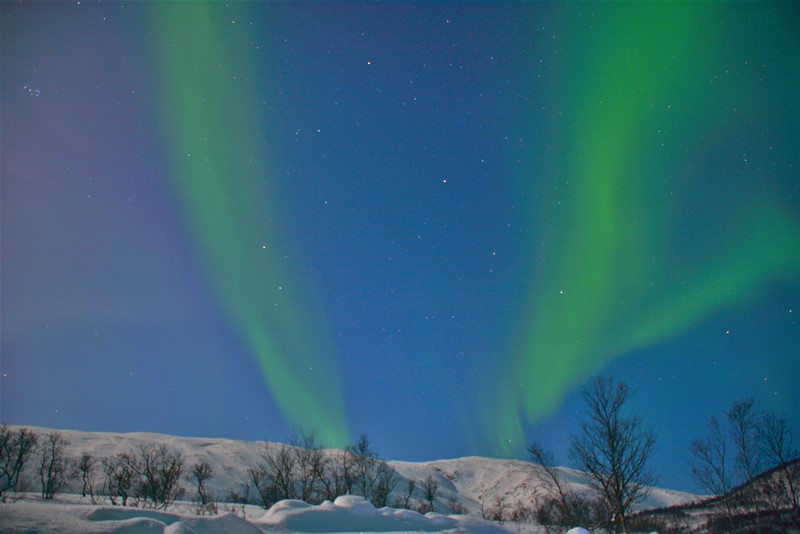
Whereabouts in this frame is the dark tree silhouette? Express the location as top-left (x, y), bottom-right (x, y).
top-left (568, 375), bottom-right (657, 533)
top-left (103, 453), bottom-right (136, 506)
top-left (528, 440), bottom-right (595, 531)
top-left (38, 431), bottom-right (69, 499)
top-left (759, 411), bottom-right (799, 511)
top-left (133, 444), bottom-right (185, 510)
top-left (691, 415), bottom-right (736, 527)
top-left (0, 426), bottom-right (38, 499)
top-left (189, 460), bottom-right (217, 515)
top-left (691, 399), bottom-right (800, 528)
top-left (75, 452), bottom-right (98, 503)
top-left (420, 475), bottom-right (438, 512)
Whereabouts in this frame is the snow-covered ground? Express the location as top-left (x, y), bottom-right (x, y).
top-left (0, 426), bottom-right (700, 533)
top-left (0, 494), bottom-right (516, 533)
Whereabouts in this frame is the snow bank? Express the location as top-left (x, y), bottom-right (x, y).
top-left (82, 507), bottom-right (262, 533)
top-left (256, 495), bottom-right (510, 533)
top-left (1, 495), bottom-right (512, 533)
top-left (0, 499), bottom-right (261, 533)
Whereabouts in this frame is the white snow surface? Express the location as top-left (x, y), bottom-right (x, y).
top-left (0, 426), bottom-right (700, 533)
top-left (1, 494), bottom-right (510, 533)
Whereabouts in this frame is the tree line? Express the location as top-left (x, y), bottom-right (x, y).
top-left (0, 426), bottom-right (449, 517)
top-left (1, 427), bottom-right (200, 511)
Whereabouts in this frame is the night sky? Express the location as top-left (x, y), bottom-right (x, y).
top-left (2, 2), bottom-right (798, 493)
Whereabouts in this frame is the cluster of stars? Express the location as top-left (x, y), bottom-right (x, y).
top-left (23, 85), bottom-right (41, 97)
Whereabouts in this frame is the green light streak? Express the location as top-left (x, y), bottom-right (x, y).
top-left (489, 5), bottom-right (800, 454)
top-left (151, 4), bottom-right (348, 446)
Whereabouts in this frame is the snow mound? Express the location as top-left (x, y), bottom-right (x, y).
top-left (1, 498), bottom-right (265, 534)
top-left (256, 495), bottom-right (508, 533)
top-left (83, 507), bottom-right (262, 533)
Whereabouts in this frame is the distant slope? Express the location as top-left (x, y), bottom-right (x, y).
top-left (11, 426), bottom-right (698, 515)
top-left (633, 459), bottom-right (800, 532)
top-left (391, 456), bottom-right (695, 516)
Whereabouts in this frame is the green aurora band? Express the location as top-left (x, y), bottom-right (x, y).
top-left (489, 4), bottom-right (800, 455)
top-left (152, 4), bottom-right (348, 446)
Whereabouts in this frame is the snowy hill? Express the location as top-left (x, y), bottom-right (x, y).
top-left (10, 426), bottom-right (697, 512)
top-left (0, 426), bottom-right (700, 533)
top-left (390, 456), bottom-right (694, 517)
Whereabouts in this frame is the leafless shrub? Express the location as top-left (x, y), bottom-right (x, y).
top-left (447, 494), bottom-right (469, 515)
top-left (290, 430), bottom-right (329, 504)
top-left (528, 440), bottom-right (596, 528)
top-left (421, 475), bottom-right (438, 511)
top-left (249, 441), bottom-right (297, 508)
top-left (132, 444), bottom-right (185, 510)
top-left (319, 448), bottom-right (355, 500)
top-left (189, 461), bottom-right (217, 515)
top-left (343, 434), bottom-right (397, 507)
top-left (74, 453), bottom-right (98, 503)
top-left (485, 496), bottom-right (507, 524)
top-left (509, 500), bottom-right (533, 523)
top-left (415, 499), bottom-right (434, 514)
top-left (246, 430), bottom-right (396, 509)
top-left (223, 483), bottom-right (251, 519)
top-left (103, 453), bottom-right (136, 506)
top-left (397, 478), bottom-right (416, 509)
top-left (372, 460), bottom-right (397, 508)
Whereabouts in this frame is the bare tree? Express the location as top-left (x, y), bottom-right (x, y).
top-left (728, 399), bottom-right (762, 484)
top-left (446, 493), bottom-right (468, 515)
top-left (568, 375), bottom-right (657, 533)
top-left (690, 398), bottom-right (800, 529)
top-left (727, 398), bottom-right (763, 527)
top-left (510, 500), bottom-right (534, 523)
top-left (487, 496), bottom-right (507, 524)
top-left (759, 411), bottom-right (799, 511)
top-left (266, 442), bottom-right (297, 500)
top-left (249, 441), bottom-right (298, 508)
top-left (133, 444), bottom-right (185, 510)
top-left (0, 426), bottom-right (38, 499)
top-left (372, 460), bottom-right (397, 508)
top-left (399, 478), bottom-right (416, 509)
top-left (103, 453), bottom-right (136, 506)
top-left (74, 453), bottom-right (98, 503)
top-left (249, 431), bottom-right (394, 508)
top-left (347, 434), bottom-right (379, 501)
top-left (529, 440), bottom-right (595, 531)
top-left (421, 475), bottom-right (438, 512)
top-left (38, 431), bottom-right (69, 499)
top-left (249, 463), bottom-right (277, 509)
top-left (319, 448), bottom-right (355, 501)
top-left (690, 416), bottom-right (736, 527)
top-left (189, 461), bottom-right (217, 515)
top-left (290, 430), bottom-right (326, 503)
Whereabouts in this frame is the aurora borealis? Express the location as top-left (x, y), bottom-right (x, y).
top-left (2, 2), bottom-right (798, 492)
top-left (488, 3), bottom-right (800, 455)
top-left (152, 3), bottom-right (348, 447)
